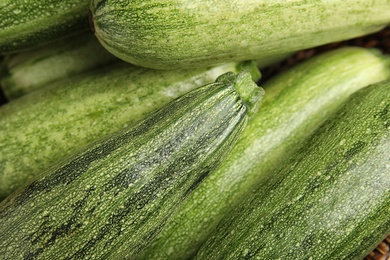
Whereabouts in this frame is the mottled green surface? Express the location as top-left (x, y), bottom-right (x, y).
top-left (91, 0), bottom-right (390, 69)
top-left (0, 71), bottom-right (261, 259)
top-left (196, 81), bottom-right (390, 260)
top-left (0, 62), bottom-right (242, 199)
top-left (1, 32), bottom-right (118, 99)
top-left (0, 0), bottom-right (90, 53)
top-left (137, 47), bottom-right (390, 259)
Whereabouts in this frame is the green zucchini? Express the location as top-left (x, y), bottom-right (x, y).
top-left (1, 32), bottom-right (118, 100)
top-left (0, 61), bottom-right (256, 200)
top-left (0, 0), bottom-right (90, 54)
top-left (0, 70), bottom-right (262, 259)
top-left (90, 0), bottom-right (390, 69)
top-left (195, 80), bottom-right (390, 260)
top-left (137, 47), bottom-right (390, 259)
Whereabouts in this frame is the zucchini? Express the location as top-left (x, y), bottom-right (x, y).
top-left (137, 47), bottom-right (390, 259)
top-left (195, 80), bottom-right (390, 260)
top-left (90, 0), bottom-right (390, 69)
top-left (0, 71), bottom-right (262, 259)
top-left (0, 0), bottom-right (90, 54)
top-left (0, 61), bottom-right (255, 200)
top-left (1, 32), bottom-right (118, 100)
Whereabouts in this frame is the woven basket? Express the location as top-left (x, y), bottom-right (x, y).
top-left (365, 235), bottom-right (390, 260)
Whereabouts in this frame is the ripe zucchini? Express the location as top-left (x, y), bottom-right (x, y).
top-left (137, 47), bottom-right (390, 259)
top-left (1, 32), bottom-right (118, 100)
top-left (90, 0), bottom-right (390, 69)
top-left (0, 61), bottom-right (255, 200)
top-left (0, 0), bottom-right (90, 54)
top-left (0, 71), bottom-right (262, 259)
top-left (195, 80), bottom-right (390, 260)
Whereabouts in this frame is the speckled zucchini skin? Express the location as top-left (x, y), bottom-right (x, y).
top-left (195, 80), bottom-right (390, 260)
top-left (90, 0), bottom-right (390, 69)
top-left (0, 71), bottom-right (262, 259)
top-left (0, 61), bottom-right (246, 200)
top-left (137, 47), bottom-right (390, 259)
top-left (1, 32), bottom-right (118, 100)
top-left (0, 0), bottom-right (90, 54)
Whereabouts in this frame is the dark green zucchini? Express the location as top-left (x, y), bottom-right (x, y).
top-left (137, 47), bottom-right (390, 259)
top-left (195, 80), bottom-right (390, 260)
top-left (0, 71), bottom-right (262, 259)
top-left (0, 61), bottom-right (249, 200)
top-left (0, 0), bottom-right (90, 53)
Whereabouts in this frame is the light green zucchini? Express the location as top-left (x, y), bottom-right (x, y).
top-left (0, 0), bottom-right (90, 54)
top-left (90, 0), bottom-right (390, 69)
top-left (195, 80), bottom-right (390, 260)
top-left (1, 32), bottom-right (118, 100)
top-left (0, 61), bottom-right (257, 200)
top-left (0, 71), bottom-right (262, 259)
top-left (137, 47), bottom-right (390, 259)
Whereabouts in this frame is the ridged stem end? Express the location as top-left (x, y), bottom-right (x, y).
top-left (236, 60), bottom-right (262, 82)
top-left (217, 71), bottom-right (264, 115)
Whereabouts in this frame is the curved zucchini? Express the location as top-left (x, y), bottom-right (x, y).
top-left (0, 71), bottom-right (262, 259)
top-left (0, 0), bottom-right (90, 54)
top-left (90, 0), bottom-right (390, 69)
top-left (0, 61), bottom-right (254, 200)
top-left (1, 32), bottom-right (118, 99)
top-left (195, 80), bottom-right (390, 260)
top-left (137, 47), bottom-right (390, 259)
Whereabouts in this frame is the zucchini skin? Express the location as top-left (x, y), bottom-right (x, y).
top-left (137, 47), bottom-right (390, 259)
top-left (0, 61), bottom-right (248, 200)
top-left (0, 0), bottom-right (90, 54)
top-left (90, 0), bottom-right (390, 69)
top-left (0, 71), bottom-right (262, 259)
top-left (1, 32), bottom-right (118, 100)
top-left (195, 80), bottom-right (390, 260)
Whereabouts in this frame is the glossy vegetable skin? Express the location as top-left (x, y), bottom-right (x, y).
top-left (0, 71), bottom-right (263, 259)
top-left (0, 0), bottom-right (90, 53)
top-left (0, 61), bottom-right (254, 200)
top-left (137, 47), bottom-right (390, 259)
top-left (90, 0), bottom-right (390, 69)
top-left (195, 80), bottom-right (390, 260)
top-left (1, 32), bottom-right (118, 99)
